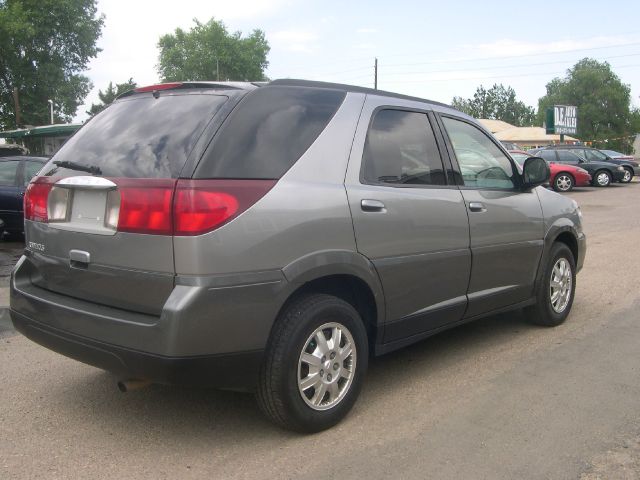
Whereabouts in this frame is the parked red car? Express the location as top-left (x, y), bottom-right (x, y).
top-left (509, 150), bottom-right (591, 192)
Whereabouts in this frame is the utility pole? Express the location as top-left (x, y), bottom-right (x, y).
top-left (48, 99), bottom-right (54, 124)
top-left (374, 57), bottom-right (378, 90)
top-left (12, 87), bottom-right (21, 127)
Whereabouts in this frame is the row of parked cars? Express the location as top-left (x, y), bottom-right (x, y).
top-left (507, 144), bottom-right (639, 192)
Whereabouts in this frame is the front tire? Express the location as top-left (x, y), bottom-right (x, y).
top-left (257, 294), bottom-right (368, 432)
top-left (553, 173), bottom-right (574, 192)
top-left (525, 242), bottom-right (576, 327)
top-left (593, 170), bottom-right (611, 187)
top-left (621, 167), bottom-right (633, 183)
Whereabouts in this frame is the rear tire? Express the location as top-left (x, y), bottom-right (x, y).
top-left (593, 170), bottom-right (611, 187)
top-left (257, 293), bottom-right (368, 432)
top-left (525, 242), bottom-right (576, 327)
top-left (553, 173), bottom-right (574, 192)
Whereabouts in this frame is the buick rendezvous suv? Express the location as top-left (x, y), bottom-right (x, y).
top-left (10, 80), bottom-right (586, 432)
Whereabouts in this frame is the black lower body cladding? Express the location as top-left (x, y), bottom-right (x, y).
top-left (10, 310), bottom-right (263, 390)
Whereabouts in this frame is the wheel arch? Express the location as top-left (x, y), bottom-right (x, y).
top-left (535, 223), bottom-right (581, 291)
top-left (276, 250), bottom-right (386, 348)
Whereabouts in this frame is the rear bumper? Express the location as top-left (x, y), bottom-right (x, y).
top-left (11, 309), bottom-right (263, 390)
top-left (10, 255), bottom-right (289, 390)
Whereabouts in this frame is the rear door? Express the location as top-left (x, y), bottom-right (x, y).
top-left (23, 89), bottom-right (232, 315)
top-left (438, 115), bottom-right (544, 318)
top-left (345, 99), bottom-right (471, 343)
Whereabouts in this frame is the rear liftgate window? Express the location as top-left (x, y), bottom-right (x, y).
top-left (40, 93), bottom-right (229, 179)
top-left (195, 86), bottom-right (347, 179)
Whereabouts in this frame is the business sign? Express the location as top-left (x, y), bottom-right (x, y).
top-left (546, 105), bottom-right (577, 135)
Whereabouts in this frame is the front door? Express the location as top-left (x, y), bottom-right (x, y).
top-left (438, 115), bottom-right (544, 318)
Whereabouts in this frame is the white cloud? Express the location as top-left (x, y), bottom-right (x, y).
top-left (356, 27), bottom-right (378, 34)
top-left (269, 29), bottom-right (318, 52)
top-left (76, 0), bottom-right (289, 121)
top-left (352, 43), bottom-right (375, 50)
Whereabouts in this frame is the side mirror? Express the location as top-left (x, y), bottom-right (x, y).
top-left (522, 156), bottom-right (550, 189)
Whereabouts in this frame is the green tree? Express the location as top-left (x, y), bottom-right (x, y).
top-left (157, 18), bottom-right (270, 82)
top-left (0, 0), bottom-right (104, 129)
top-left (452, 84), bottom-right (536, 127)
top-left (537, 58), bottom-right (636, 152)
top-left (86, 78), bottom-right (137, 116)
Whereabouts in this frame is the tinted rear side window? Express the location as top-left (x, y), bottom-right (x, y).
top-left (362, 110), bottom-right (446, 186)
top-left (195, 86), bottom-right (346, 179)
top-left (41, 93), bottom-right (228, 179)
top-left (0, 160), bottom-right (19, 186)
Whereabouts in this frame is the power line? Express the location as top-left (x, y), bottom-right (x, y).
top-left (281, 41), bottom-right (640, 81)
top-left (380, 52), bottom-right (640, 77)
top-left (382, 41), bottom-right (640, 68)
top-left (385, 63), bottom-right (640, 84)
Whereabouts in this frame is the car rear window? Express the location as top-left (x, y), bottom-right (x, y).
top-left (195, 86), bottom-right (346, 179)
top-left (40, 93), bottom-right (228, 179)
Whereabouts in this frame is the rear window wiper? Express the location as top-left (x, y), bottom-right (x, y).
top-left (52, 160), bottom-right (102, 175)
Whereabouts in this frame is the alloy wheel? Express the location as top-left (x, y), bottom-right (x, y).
top-left (297, 322), bottom-right (356, 411)
top-left (596, 171), bottom-right (610, 186)
top-left (622, 169), bottom-right (632, 183)
top-left (549, 258), bottom-right (572, 313)
top-left (555, 175), bottom-right (573, 192)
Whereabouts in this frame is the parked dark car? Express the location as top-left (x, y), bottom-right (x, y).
top-left (509, 150), bottom-right (591, 192)
top-left (0, 156), bottom-right (47, 236)
top-left (0, 144), bottom-right (28, 157)
top-left (536, 145), bottom-right (639, 183)
top-left (600, 149), bottom-right (636, 162)
top-left (530, 147), bottom-right (627, 187)
top-left (10, 80), bottom-right (585, 432)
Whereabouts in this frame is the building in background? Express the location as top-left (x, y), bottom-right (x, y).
top-left (478, 119), bottom-right (578, 149)
top-left (0, 124), bottom-right (81, 156)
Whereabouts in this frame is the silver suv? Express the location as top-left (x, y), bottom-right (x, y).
top-left (10, 80), bottom-right (586, 432)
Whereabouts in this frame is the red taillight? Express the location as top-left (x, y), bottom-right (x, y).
top-left (24, 178), bottom-right (55, 222)
top-left (134, 82), bottom-right (183, 93)
top-left (173, 180), bottom-right (276, 236)
top-left (113, 179), bottom-right (176, 235)
top-left (24, 176), bottom-right (276, 236)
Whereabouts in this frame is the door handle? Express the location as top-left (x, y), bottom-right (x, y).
top-left (361, 199), bottom-right (386, 212)
top-left (468, 202), bottom-right (486, 212)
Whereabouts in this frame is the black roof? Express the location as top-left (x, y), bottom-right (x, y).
top-left (268, 79), bottom-right (452, 108)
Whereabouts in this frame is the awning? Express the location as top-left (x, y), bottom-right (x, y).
top-left (0, 124), bottom-right (82, 139)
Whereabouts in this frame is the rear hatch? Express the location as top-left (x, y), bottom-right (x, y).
top-left (22, 84), bottom-right (235, 315)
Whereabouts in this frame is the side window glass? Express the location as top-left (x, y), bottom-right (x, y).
top-left (0, 161), bottom-right (19, 186)
top-left (24, 162), bottom-right (44, 186)
top-left (538, 150), bottom-right (557, 162)
top-left (442, 117), bottom-right (516, 189)
top-left (584, 149), bottom-right (606, 161)
top-left (556, 150), bottom-right (580, 163)
top-left (362, 110), bottom-right (445, 186)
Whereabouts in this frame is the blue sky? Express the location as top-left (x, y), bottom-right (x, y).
top-left (76, 0), bottom-right (640, 121)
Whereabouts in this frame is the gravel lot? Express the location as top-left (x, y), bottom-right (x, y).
top-left (1, 182), bottom-right (639, 479)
